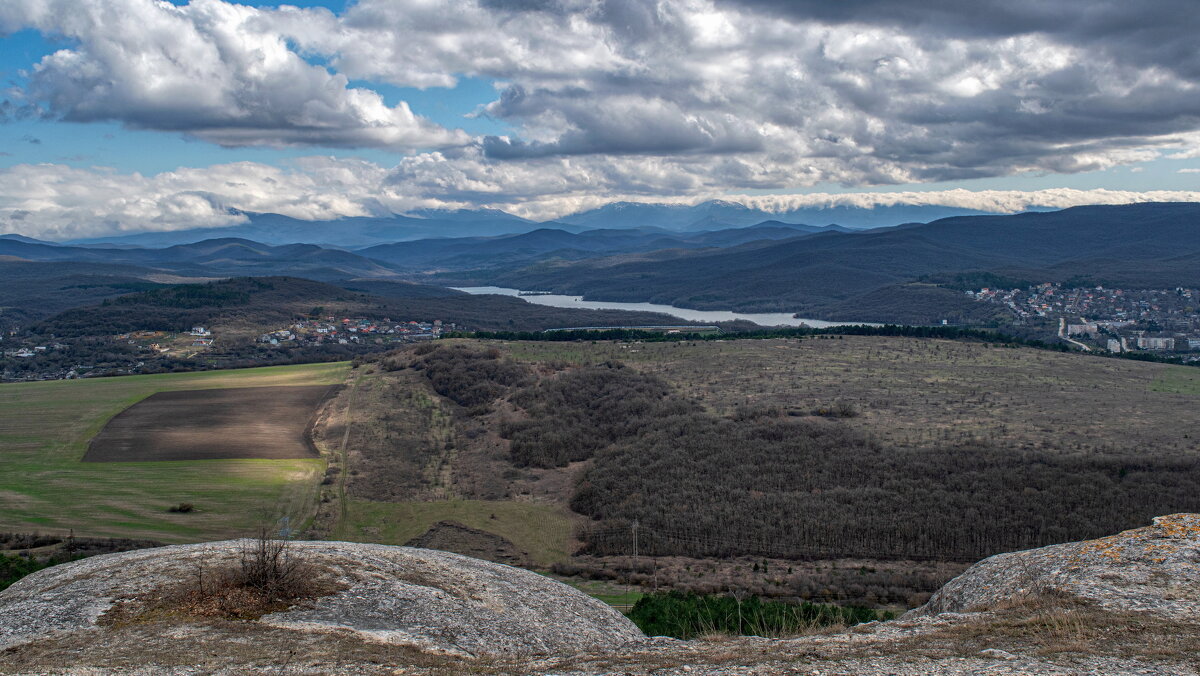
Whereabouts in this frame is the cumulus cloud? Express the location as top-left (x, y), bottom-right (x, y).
top-left (6, 159), bottom-right (1200, 239)
top-left (278, 0), bottom-right (1200, 186)
top-left (0, 0), bottom-right (469, 150)
top-left (0, 159), bottom-right (409, 239)
top-left (3, 0), bottom-right (1200, 217)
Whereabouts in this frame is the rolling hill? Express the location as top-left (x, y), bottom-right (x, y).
top-left (556, 199), bottom-right (994, 231)
top-left (478, 202), bottom-right (1200, 318)
top-left (0, 260), bottom-right (194, 329)
top-left (357, 222), bottom-right (835, 271)
top-left (64, 210), bottom-right (547, 248)
top-left (32, 276), bottom-right (698, 340)
top-left (0, 237), bottom-right (400, 281)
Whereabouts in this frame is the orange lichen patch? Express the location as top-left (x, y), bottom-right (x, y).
top-left (1150, 514), bottom-right (1200, 539)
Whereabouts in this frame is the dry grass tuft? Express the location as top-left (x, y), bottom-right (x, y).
top-left (103, 534), bottom-right (344, 625)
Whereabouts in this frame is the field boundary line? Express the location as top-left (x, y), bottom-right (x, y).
top-left (333, 371), bottom-right (361, 536)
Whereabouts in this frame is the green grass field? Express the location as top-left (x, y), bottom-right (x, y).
top-left (333, 499), bottom-right (576, 567)
top-left (0, 362), bottom-right (350, 542)
top-left (1150, 367), bottom-right (1200, 395)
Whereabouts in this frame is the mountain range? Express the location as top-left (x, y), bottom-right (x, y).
top-left (471, 202), bottom-right (1200, 322)
top-left (0, 237), bottom-right (397, 281)
top-left (358, 222), bottom-right (846, 271)
top-left (3, 201), bottom-right (1197, 327)
top-left (42, 201), bottom-right (999, 249)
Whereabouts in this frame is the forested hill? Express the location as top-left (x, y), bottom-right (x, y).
top-left (479, 202), bottom-right (1200, 319)
top-left (0, 237), bottom-right (400, 281)
top-left (357, 223), bottom-right (833, 271)
top-left (33, 276), bottom-right (696, 338)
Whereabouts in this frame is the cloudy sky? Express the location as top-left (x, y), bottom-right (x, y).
top-left (2, 0), bottom-right (1200, 238)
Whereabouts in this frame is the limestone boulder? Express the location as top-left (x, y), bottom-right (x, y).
top-left (0, 539), bottom-right (643, 657)
top-left (908, 513), bottom-right (1200, 620)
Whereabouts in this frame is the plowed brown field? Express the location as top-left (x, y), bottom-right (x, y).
top-left (84, 385), bottom-right (341, 462)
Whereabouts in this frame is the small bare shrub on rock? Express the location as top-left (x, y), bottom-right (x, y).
top-left (105, 532), bottom-right (340, 623)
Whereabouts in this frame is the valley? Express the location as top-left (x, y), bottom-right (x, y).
top-left (8, 333), bottom-right (1182, 608)
top-left (2, 202), bottom-right (1199, 614)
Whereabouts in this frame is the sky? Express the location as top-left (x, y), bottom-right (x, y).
top-left (2, 0), bottom-right (1200, 239)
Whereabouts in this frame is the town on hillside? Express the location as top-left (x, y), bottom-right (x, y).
top-left (970, 283), bottom-right (1200, 359)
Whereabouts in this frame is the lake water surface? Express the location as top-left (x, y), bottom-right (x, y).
top-left (453, 286), bottom-right (876, 328)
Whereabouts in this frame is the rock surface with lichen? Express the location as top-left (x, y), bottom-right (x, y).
top-left (2, 517), bottom-right (1200, 674)
top-left (0, 539), bottom-right (642, 657)
top-left (907, 513), bottom-right (1200, 619)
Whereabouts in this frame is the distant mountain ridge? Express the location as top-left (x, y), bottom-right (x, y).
top-left (555, 200), bottom-right (995, 231)
top-left (357, 222), bottom-right (841, 271)
top-left (0, 236), bottom-right (399, 281)
top-left (65, 210), bottom-right (551, 249)
top-left (52, 201), bottom-right (998, 248)
top-left (478, 202), bottom-right (1200, 322)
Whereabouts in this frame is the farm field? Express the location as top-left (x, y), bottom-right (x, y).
top-left (0, 362), bottom-right (350, 542)
top-left (85, 385), bottom-right (340, 462)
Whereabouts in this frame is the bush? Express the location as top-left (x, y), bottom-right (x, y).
top-left (168, 502), bottom-right (195, 513)
top-left (234, 534), bottom-right (307, 599)
top-left (629, 591), bottom-right (886, 638)
top-left (413, 344), bottom-right (532, 409)
top-left (811, 401), bottom-right (860, 418)
top-left (0, 553), bottom-right (51, 591)
top-left (105, 534), bottom-right (335, 622)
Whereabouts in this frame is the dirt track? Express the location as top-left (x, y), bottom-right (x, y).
top-left (83, 385), bottom-right (341, 462)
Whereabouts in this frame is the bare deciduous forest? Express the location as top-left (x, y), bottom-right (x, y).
top-left (337, 336), bottom-right (1200, 605)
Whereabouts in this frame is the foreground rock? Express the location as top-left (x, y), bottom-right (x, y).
top-left (908, 513), bottom-right (1200, 620)
top-left (0, 539), bottom-right (641, 657)
top-left (2, 516), bottom-right (1199, 674)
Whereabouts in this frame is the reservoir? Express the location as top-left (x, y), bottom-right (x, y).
top-left (452, 286), bottom-right (876, 328)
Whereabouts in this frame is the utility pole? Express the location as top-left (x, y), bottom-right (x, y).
top-left (629, 519), bottom-right (639, 592)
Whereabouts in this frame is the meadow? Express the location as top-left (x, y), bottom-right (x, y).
top-left (332, 499), bottom-right (576, 567)
top-left (0, 362), bottom-right (349, 542)
top-left (500, 336), bottom-right (1200, 456)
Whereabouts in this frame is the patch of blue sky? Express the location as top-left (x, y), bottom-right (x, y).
top-left (0, 117), bottom-right (420, 174)
top-left (1, 16), bottom-right (507, 173)
top-left (349, 77), bottom-right (513, 138)
top-left (1, 29), bottom-right (63, 86)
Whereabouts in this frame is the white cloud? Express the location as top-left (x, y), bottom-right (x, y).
top-left (1179, 168), bottom-right (1200, 174)
top-left (1, 0), bottom-right (468, 150)
top-left (5, 160), bottom-right (1200, 239)
top-left (3, 0), bottom-right (1200, 212)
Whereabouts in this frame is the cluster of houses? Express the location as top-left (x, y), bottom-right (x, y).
top-left (971, 284), bottom-right (1198, 323)
top-left (187, 326), bottom-right (214, 347)
top-left (1067, 321), bottom-right (1200, 353)
top-left (115, 328), bottom-right (215, 353)
top-left (2, 344), bottom-right (57, 359)
top-left (971, 283), bottom-right (1200, 354)
top-left (257, 317), bottom-right (454, 346)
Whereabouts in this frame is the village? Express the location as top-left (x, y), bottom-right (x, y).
top-left (255, 317), bottom-right (454, 346)
top-left (0, 317), bottom-right (459, 382)
top-left (970, 283), bottom-right (1200, 357)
